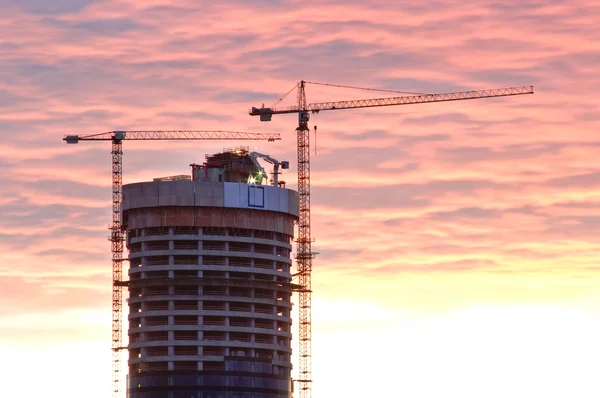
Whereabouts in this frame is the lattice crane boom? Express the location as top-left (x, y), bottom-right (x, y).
top-left (65, 130), bottom-right (281, 142)
top-left (249, 80), bottom-right (534, 398)
top-left (249, 85), bottom-right (534, 118)
top-left (63, 130), bottom-right (281, 398)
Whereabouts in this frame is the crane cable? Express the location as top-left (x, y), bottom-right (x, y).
top-left (304, 81), bottom-right (428, 95)
top-left (270, 81), bottom-right (427, 110)
top-left (270, 83), bottom-right (298, 109)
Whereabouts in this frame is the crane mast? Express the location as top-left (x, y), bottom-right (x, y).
top-left (295, 81), bottom-right (313, 397)
top-left (250, 81), bottom-right (534, 398)
top-left (64, 130), bottom-right (281, 398)
top-left (110, 138), bottom-right (125, 398)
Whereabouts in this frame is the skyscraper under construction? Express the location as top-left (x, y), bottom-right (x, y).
top-left (123, 148), bottom-right (298, 398)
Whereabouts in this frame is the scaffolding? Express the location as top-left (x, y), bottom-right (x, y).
top-left (191, 147), bottom-right (261, 183)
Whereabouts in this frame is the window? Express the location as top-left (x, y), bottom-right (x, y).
top-left (229, 332), bottom-right (250, 343)
top-left (147, 241), bottom-right (169, 251)
top-left (203, 301), bottom-right (225, 311)
top-left (203, 346), bottom-right (225, 356)
top-left (203, 316), bottom-right (225, 326)
top-left (248, 185), bottom-right (265, 208)
top-left (229, 302), bottom-right (250, 312)
top-left (174, 301), bottom-right (197, 310)
top-left (146, 346), bottom-right (168, 357)
top-left (255, 304), bottom-right (273, 314)
top-left (146, 301), bottom-right (169, 311)
top-left (146, 256), bottom-right (169, 266)
top-left (174, 316), bottom-right (197, 326)
top-left (203, 286), bottom-right (225, 296)
top-left (230, 317), bottom-right (251, 327)
top-left (203, 241), bottom-right (225, 251)
top-left (174, 346), bottom-right (197, 356)
top-left (146, 316), bottom-right (168, 326)
top-left (146, 331), bottom-right (168, 341)
top-left (203, 331), bottom-right (225, 341)
top-left (173, 361), bottom-right (197, 371)
top-left (173, 255), bottom-right (198, 265)
top-left (174, 331), bottom-right (198, 341)
top-left (255, 320), bottom-right (273, 329)
top-left (174, 286), bottom-right (198, 295)
top-left (174, 240), bottom-right (198, 250)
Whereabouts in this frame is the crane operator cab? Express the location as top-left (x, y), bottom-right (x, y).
top-left (299, 111), bottom-right (310, 123)
top-left (113, 131), bottom-right (126, 141)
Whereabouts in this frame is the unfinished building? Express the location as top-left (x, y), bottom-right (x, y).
top-left (123, 147), bottom-right (298, 398)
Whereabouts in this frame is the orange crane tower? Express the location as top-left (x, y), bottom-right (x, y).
top-left (250, 81), bottom-right (534, 398)
top-left (63, 130), bottom-right (281, 398)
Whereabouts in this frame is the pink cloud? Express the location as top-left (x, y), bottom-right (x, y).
top-left (1, 1), bottom-right (600, 395)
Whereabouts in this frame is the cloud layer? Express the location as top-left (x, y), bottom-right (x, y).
top-left (1, 0), bottom-right (600, 396)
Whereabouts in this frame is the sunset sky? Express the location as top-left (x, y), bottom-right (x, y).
top-left (1, 0), bottom-right (600, 397)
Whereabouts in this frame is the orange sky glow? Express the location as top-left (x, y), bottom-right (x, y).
top-left (1, 1), bottom-right (600, 397)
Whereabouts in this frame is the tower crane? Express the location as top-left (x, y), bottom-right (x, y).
top-left (249, 81), bottom-right (534, 398)
top-left (63, 130), bottom-right (281, 398)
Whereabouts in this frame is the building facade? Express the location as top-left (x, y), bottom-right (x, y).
top-left (123, 152), bottom-right (298, 398)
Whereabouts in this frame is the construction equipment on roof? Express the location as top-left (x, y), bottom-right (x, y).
top-left (250, 80), bottom-right (534, 398)
top-left (191, 146), bottom-right (261, 183)
top-left (63, 130), bottom-right (280, 398)
top-left (250, 151), bottom-right (290, 187)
